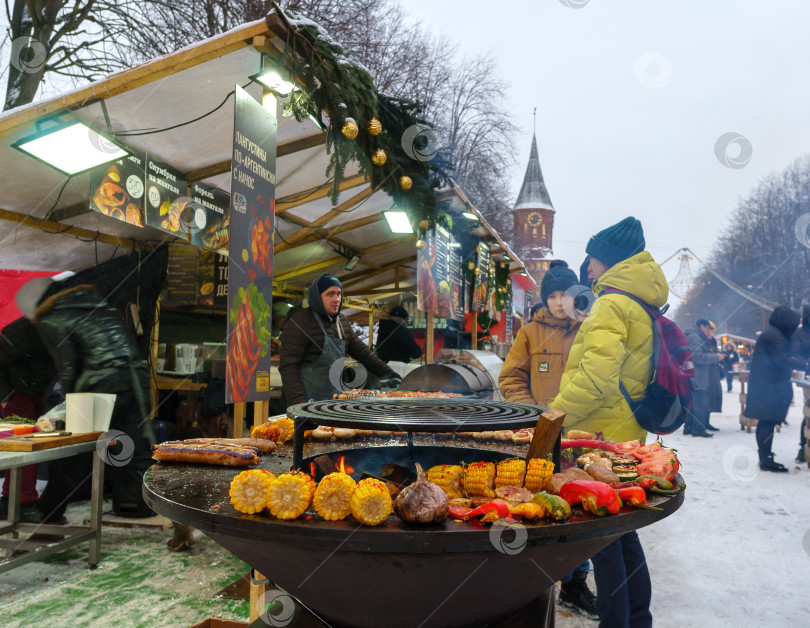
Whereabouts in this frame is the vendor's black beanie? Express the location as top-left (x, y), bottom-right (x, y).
top-left (316, 274), bottom-right (342, 294)
top-left (586, 216), bottom-right (645, 268)
top-left (540, 260), bottom-right (578, 306)
top-left (579, 256), bottom-right (590, 286)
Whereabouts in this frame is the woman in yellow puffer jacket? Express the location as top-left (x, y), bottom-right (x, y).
top-left (551, 216), bottom-right (667, 628)
top-left (499, 260), bottom-right (581, 407)
top-left (551, 248), bottom-right (669, 443)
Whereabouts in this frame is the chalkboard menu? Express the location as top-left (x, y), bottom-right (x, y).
top-left (162, 245), bottom-right (229, 307)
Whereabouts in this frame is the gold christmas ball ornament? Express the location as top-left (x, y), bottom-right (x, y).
top-left (476, 246), bottom-right (481, 254)
top-left (474, 268), bottom-right (481, 276)
top-left (399, 175), bottom-right (413, 190)
top-left (415, 239), bottom-right (426, 251)
top-left (418, 219), bottom-right (429, 230)
top-left (488, 267), bottom-right (495, 275)
top-left (341, 118), bottom-right (359, 140)
top-left (371, 149), bottom-right (387, 166)
top-left (467, 261), bottom-right (475, 271)
top-left (367, 118), bottom-right (382, 135)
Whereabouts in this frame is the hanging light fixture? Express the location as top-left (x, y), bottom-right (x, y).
top-left (250, 55), bottom-right (296, 96)
top-left (383, 210), bottom-right (413, 234)
top-left (13, 118), bottom-right (129, 176)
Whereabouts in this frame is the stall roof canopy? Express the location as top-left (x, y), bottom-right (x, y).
top-left (0, 13), bottom-right (533, 310)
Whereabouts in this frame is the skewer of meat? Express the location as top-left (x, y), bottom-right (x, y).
top-left (153, 442), bottom-right (259, 466)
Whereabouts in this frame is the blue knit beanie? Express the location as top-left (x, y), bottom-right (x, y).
top-left (540, 260), bottom-right (578, 306)
top-left (586, 217), bottom-right (645, 268)
top-left (316, 274), bottom-right (342, 294)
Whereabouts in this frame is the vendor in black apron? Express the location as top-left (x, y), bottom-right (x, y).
top-left (279, 274), bottom-right (402, 406)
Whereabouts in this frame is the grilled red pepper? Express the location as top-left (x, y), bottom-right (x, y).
top-left (559, 480), bottom-right (622, 516)
top-left (635, 475), bottom-right (672, 491)
top-left (463, 500), bottom-right (511, 521)
top-left (615, 486), bottom-right (661, 510)
top-left (560, 439), bottom-right (623, 455)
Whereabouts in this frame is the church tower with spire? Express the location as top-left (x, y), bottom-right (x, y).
top-left (513, 119), bottom-right (556, 301)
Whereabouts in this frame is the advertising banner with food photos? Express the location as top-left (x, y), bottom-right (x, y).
top-left (192, 181), bottom-right (230, 254)
top-left (433, 226), bottom-right (463, 321)
top-left (416, 228), bottom-right (436, 314)
top-left (144, 156), bottom-right (189, 236)
top-left (89, 150), bottom-right (146, 226)
top-left (473, 242), bottom-right (491, 312)
top-left (225, 85), bottom-right (276, 403)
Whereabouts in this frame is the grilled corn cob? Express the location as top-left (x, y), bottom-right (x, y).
top-left (273, 417), bottom-right (295, 443)
top-left (524, 458), bottom-right (555, 493)
top-left (229, 469), bottom-right (275, 514)
top-left (313, 472), bottom-right (357, 521)
top-left (495, 458), bottom-right (527, 489)
top-left (426, 464), bottom-right (465, 499)
top-left (267, 471), bottom-right (314, 519)
top-left (349, 478), bottom-right (392, 526)
top-left (250, 422), bottom-right (281, 442)
top-left (463, 461), bottom-right (496, 498)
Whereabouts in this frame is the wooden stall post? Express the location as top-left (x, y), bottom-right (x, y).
top-left (368, 310), bottom-right (374, 349)
top-left (250, 570), bottom-right (267, 622)
top-left (149, 299), bottom-right (161, 419)
top-left (233, 403), bottom-right (246, 438)
top-left (426, 312), bottom-right (434, 364)
top-left (472, 311), bottom-right (478, 350)
top-left (254, 400), bottom-right (269, 431)
top-left (526, 408), bottom-right (566, 462)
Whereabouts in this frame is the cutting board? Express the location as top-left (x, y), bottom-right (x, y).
top-left (0, 431), bottom-right (103, 452)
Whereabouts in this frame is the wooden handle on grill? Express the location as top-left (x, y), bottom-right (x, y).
top-left (526, 408), bottom-right (566, 462)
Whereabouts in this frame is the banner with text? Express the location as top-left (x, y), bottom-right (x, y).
top-left (226, 85), bottom-right (277, 403)
top-left (473, 242), bottom-right (491, 312)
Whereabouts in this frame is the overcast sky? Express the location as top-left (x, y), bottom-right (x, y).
top-left (405, 0), bottom-right (810, 285)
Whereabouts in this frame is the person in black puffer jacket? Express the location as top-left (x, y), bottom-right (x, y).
top-left (375, 306), bottom-right (422, 364)
top-left (791, 304), bottom-right (810, 462)
top-left (746, 305), bottom-right (802, 472)
top-left (15, 278), bottom-right (155, 520)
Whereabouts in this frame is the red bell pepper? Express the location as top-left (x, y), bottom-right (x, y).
top-left (559, 480), bottom-right (622, 516)
top-left (615, 486), bottom-right (661, 510)
top-left (560, 439), bottom-right (623, 455)
top-left (463, 500), bottom-right (511, 521)
top-left (448, 504), bottom-right (473, 520)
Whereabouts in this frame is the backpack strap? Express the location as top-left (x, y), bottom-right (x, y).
top-left (599, 288), bottom-right (661, 405)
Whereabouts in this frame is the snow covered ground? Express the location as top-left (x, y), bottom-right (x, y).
top-left (557, 382), bottom-right (810, 627)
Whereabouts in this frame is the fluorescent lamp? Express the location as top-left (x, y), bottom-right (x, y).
top-left (13, 120), bottom-right (128, 176)
top-left (344, 254), bottom-right (361, 271)
top-left (383, 210), bottom-right (413, 234)
top-left (252, 69), bottom-right (296, 96)
top-left (503, 254), bottom-right (510, 260)
top-left (462, 212), bottom-right (478, 220)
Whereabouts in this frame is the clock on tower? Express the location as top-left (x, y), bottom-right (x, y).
top-left (527, 212), bottom-right (542, 228)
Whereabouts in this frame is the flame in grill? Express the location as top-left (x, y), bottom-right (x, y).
top-left (336, 456), bottom-right (355, 474)
top-left (310, 462), bottom-right (317, 478)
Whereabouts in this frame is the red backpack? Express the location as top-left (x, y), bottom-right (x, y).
top-left (602, 289), bottom-right (694, 434)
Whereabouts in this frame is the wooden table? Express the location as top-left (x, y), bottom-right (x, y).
top-left (733, 370), bottom-right (754, 431)
top-left (0, 436), bottom-right (105, 573)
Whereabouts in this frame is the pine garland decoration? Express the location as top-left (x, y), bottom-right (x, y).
top-left (273, 6), bottom-right (450, 230)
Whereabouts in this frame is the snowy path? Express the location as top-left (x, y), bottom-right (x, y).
top-left (557, 382), bottom-right (810, 627)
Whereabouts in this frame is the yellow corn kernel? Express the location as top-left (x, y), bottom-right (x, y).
top-left (229, 469), bottom-right (275, 514)
top-left (267, 471), bottom-right (314, 520)
top-left (464, 461), bottom-right (496, 498)
top-left (313, 472), bottom-right (357, 521)
top-left (349, 478), bottom-right (392, 526)
top-left (524, 458), bottom-right (554, 493)
top-left (273, 417), bottom-right (295, 443)
top-left (250, 422), bottom-right (281, 442)
top-left (426, 464), bottom-right (465, 499)
top-left (494, 458), bottom-right (527, 489)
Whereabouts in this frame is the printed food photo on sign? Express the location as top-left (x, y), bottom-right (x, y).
top-left (242, 196), bottom-right (274, 281)
top-left (436, 280), bottom-right (453, 318)
top-left (417, 235), bottom-right (437, 313)
top-left (192, 181), bottom-right (230, 254)
top-left (144, 155), bottom-right (189, 236)
top-left (89, 152), bottom-right (145, 226)
top-left (227, 284), bottom-right (273, 402)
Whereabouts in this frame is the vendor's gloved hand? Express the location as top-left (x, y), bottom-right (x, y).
top-left (379, 372), bottom-right (403, 388)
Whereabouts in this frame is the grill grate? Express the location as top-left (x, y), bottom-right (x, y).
top-left (288, 398), bottom-right (543, 432)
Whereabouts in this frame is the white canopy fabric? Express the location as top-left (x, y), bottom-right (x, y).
top-left (0, 14), bottom-right (532, 313)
